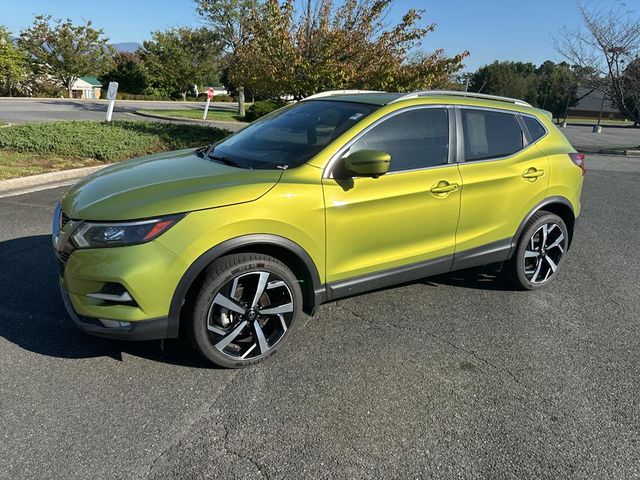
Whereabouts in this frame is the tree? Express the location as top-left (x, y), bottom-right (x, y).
top-left (0, 26), bottom-right (27, 96)
top-left (140, 27), bottom-right (220, 101)
top-left (535, 61), bottom-right (580, 121)
top-left (196, 0), bottom-right (257, 115)
top-left (469, 61), bottom-right (538, 104)
top-left (556, 0), bottom-right (640, 124)
top-left (100, 51), bottom-right (148, 94)
top-left (225, 0), bottom-right (468, 100)
top-left (19, 15), bottom-right (112, 98)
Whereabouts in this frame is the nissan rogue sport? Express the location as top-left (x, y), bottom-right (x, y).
top-left (53, 90), bottom-right (585, 368)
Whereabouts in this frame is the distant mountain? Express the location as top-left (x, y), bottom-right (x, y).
top-left (111, 42), bottom-right (141, 53)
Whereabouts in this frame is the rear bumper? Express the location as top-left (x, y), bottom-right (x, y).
top-left (59, 277), bottom-right (170, 341)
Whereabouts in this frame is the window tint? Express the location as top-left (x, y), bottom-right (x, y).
top-left (523, 116), bottom-right (546, 142)
top-left (348, 108), bottom-right (449, 172)
top-left (210, 100), bottom-right (378, 169)
top-left (462, 109), bottom-right (524, 161)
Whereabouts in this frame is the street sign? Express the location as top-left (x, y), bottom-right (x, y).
top-left (107, 82), bottom-right (118, 101)
top-left (203, 87), bottom-right (215, 119)
top-left (105, 81), bottom-right (118, 122)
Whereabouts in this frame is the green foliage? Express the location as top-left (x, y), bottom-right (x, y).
top-left (100, 51), bottom-right (149, 94)
top-left (245, 100), bottom-right (285, 121)
top-left (469, 60), bottom-right (581, 120)
top-left (536, 61), bottom-right (580, 119)
top-left (0, 26), bottom-right (27, 96)
top-left (140, 28), bottom-right (222, 101)
top-left (469, 61), bottom-right (538, 105)
top-left (18, 15), bottom-right (112, 97)
top-left (226, 0), bottom-right (468, 99)
top-left (0, 121), bottom-right (230, 162)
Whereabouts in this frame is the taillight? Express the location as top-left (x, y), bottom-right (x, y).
top-left (569, 153), bottom-right (586, 176)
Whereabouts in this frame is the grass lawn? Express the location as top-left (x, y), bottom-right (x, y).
top-left (0, 120), bottom-right (231, 180)
top-left (139, 108), bottom-right (247, 123)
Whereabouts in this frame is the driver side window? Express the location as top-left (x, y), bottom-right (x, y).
top-left (348, 108), bottom-right (449, 172)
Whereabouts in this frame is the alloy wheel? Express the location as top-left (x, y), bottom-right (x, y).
top-left (523, 222), bottom-right (566, 284)
top-left (206, 271), bottom-right (294, 360)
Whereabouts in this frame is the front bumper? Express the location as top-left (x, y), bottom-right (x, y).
top-left (59, 277), bottom-right (171, 341)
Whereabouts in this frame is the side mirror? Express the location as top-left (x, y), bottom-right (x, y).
top-left (343, 149), bottom-right (391, 178)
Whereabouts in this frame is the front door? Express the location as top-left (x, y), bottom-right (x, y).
top-left (323, 106), bottom-right (462, 285)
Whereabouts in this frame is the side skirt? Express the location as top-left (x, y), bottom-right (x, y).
top-left (323, 238), bottom-right (512, 303)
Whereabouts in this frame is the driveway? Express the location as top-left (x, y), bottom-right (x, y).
top-left (0, 154), bottom-right (639, 479)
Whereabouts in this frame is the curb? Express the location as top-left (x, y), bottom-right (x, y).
top-left (0, 165), bottom-right (106, 198)
top-left (134, 110), bottom-right (245, 130)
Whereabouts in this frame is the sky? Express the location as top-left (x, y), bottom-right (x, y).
top-left (0, 0), bottom-right (583, 72)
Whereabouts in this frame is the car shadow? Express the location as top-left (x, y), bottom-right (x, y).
top-left (425, 264), bottom-right (518, 291)
top-left (0, 234), bottom-right (211, 368)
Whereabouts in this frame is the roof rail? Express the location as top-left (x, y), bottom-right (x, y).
top-left (302, 90), bottom-right (384, 101)
top-left (389, 90), bottom-right (532, 107)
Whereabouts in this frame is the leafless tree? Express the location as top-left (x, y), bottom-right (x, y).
top-left (556, 0), bottom-right (640, 124)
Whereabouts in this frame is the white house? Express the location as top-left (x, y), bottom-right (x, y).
top-left (70, 76), bottom-right (102, 99)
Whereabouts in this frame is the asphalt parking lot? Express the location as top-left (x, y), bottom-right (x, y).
top-left (1, 154), bottom-right (639, 479)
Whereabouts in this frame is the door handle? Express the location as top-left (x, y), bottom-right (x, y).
top-left (430, 181), bottom-right (460, 195)
top-left (522, 168), bottom-right (544, 180)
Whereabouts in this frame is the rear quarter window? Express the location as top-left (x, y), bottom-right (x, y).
top-left (523, 116), bottom-right (547, 142)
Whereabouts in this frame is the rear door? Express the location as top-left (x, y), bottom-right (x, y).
top-left (453, 107), bottom-right (550, 266)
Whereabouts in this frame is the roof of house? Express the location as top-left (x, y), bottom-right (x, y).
top-left (569, 88), bottom-right (619, 113)
top-left (78, 76), bottom-right (102, 87)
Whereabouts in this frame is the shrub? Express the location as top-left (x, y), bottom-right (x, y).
top-left (245, 100), bottom-right (286, 122)
top-left (0, 121), bottom-right (230, 162)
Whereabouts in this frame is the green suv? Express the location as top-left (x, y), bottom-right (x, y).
top-left (53, 90), bottom-right (585, 367)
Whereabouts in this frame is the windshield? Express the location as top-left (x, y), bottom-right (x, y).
top-left (207, 100), bottom-right (379, 169)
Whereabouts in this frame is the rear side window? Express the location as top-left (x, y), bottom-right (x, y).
top-left (461, 109), bottom-right (524, 161)
top-left (349, 108), bottom-right (449, 172)
top-left (523, 116), bottom-right (546, 142)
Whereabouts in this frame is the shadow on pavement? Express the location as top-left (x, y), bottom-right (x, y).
top-left (427, 265), bottom-right (517, 291)
top-left (0, 234), bottom-right (210, 368)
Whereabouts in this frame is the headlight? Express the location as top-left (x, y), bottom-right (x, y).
top-left (71, 214), bottom-right (185, 248)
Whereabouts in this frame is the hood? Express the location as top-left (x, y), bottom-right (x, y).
top-left (61, 149), bottom-right (282, 220)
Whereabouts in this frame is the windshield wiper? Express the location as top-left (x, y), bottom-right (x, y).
top-left (207, 153), bottom-right (244, 168)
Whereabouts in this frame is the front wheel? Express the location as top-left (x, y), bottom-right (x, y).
top-left (189, 253), bottom-right (303, 368)
top-left (505, 211), bottom-right (569, 290)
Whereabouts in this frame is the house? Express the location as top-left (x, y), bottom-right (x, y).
top-left (567, 88), bottom-right (625, 120)
top-left (71, 76), bottom-right (102, 99)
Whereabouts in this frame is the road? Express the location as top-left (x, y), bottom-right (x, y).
top-left (1, 154), bottom-right (639, 479)
top-left (0, 98), bottom-right (240, 126)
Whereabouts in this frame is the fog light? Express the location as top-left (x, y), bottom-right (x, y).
top-left (99, 319), bottom-right (131, 329)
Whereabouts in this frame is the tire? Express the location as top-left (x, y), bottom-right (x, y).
top-left (505, 211), bottom-right (569, 290)
top-left (189, 253), bottom-right (303, 368)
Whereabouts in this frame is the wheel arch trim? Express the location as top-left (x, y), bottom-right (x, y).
top-left (166, 234), bottom-right (322, 338)
top-left (509, 196), bottom-right (575, 257)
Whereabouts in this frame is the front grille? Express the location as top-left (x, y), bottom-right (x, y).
top-left (60, 211), bottom-right (70, 229)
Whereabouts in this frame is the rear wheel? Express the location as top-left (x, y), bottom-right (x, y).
top-left (189, 253), bottom-right (303, 368)
top-left (506, 211), bottom-right (568, 290)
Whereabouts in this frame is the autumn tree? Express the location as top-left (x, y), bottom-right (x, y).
top-left (196, 0), bottom-right (257, 115)
top-left (224, 0), bottom-right (468, 100)
top-left (556, 0), bottom-right (640, 124)
top-left (140, 28), bottom-right (221, 101)
top-left (19, 15), bottom-right (111, 98)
